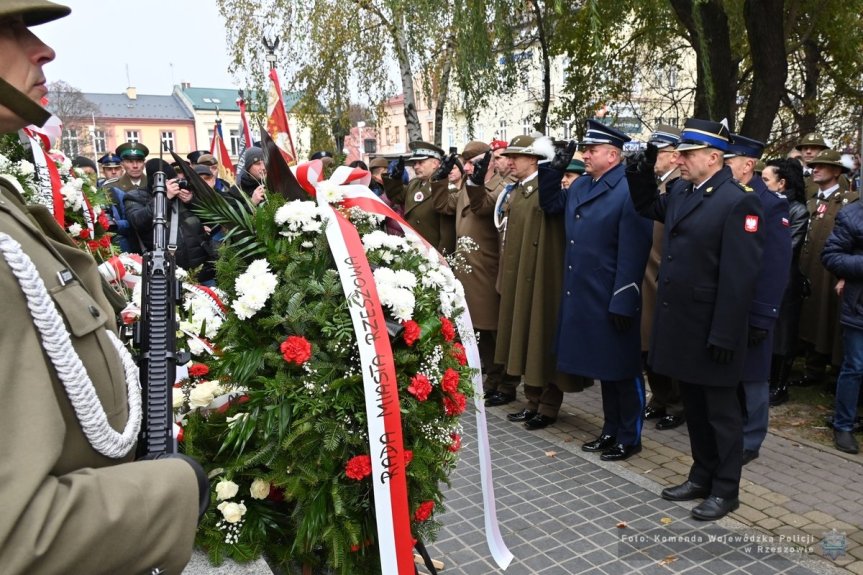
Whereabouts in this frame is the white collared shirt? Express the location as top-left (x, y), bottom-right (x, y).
top-left (818, 183), bottom-right (840, 200)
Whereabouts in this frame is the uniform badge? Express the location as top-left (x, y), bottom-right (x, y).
top-left (414, 191), bottom-right (424, 202)
top-left (744, 215), bottom-right (759, 232)
top-left (781, 217), bottom-right (790, 227)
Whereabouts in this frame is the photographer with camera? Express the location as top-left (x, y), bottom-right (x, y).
top-left (0, 2), bottom-right (204, 573)
top-left (124, 159), bottom-right (217, 285)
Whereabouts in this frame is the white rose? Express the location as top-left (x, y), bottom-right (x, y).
top-left (67, 223), bottom-right (83, 237)
top-left (217, 501), bottom-right (247, 523)
top-left (188, 380), bottom-right (220, 409)
top-left (249, 478), bottom-right (270, 500)
top-left (172, 387), bottom-right (185, 409)
top-left (215, 479), bottom-right (240, 501)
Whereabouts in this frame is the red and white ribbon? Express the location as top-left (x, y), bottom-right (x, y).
top-left (21, 127), bottom-right (64, 227)
top-left (296, 161), bottom-right (512, 570)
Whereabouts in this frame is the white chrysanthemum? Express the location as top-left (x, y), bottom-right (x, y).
top-left (317, 180), bottom-right (344, 204)
top-left (373, 267), bottom-right (398, 287)
top-left (67, 222), bottom-right (82, 236)
top-left (232, 298), bottom-right (258, 320)
top-left (393, 269), bottom-right (417, 289)
top-left (60, 183), bottom-right (82, 210)
top-left (422, 269), bottom-right (446, 289)
top-left (246, 259), bottom-right (271, 277)
top-left (391, 291), bottom-right (416, 322)
top-left (16, 159), bottom-right (34, 176)
top-left (275, 201), bottom-right (324, 238)
top-left (362, 230), bottom-right (388, 251)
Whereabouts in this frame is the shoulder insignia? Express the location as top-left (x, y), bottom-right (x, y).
top-left (523, 183), bottom-right (536, 197)
top-left (735, 181), bottom-right (753, 192)
top-left (704, 186), bottom-right (714, 195)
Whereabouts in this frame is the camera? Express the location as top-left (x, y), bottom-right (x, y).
top-left (177, 179), bottom-right (191, 191)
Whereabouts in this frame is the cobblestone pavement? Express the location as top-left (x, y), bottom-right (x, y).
top-left (423, 386), bottom-right (860, 574)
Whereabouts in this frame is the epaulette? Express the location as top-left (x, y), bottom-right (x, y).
top-left (735, 180), bottom-right (754, 193)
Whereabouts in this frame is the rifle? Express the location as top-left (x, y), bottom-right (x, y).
top-left (135, 159), bottom-right (188, 457)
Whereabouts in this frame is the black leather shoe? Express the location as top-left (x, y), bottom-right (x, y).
top-left (643, 405), bottom-right (667, 420)
top-left (655, 414), bottom-right (685, 430)
top-left (691, 496), bottom-right (740, 521)
top-left (834, 430), bottom-right (860, 454)
top-left (768, 386), bottom-right (789, 407)
top-left (507, 408), bottom-right (537, 422)
top-left (741, 449), bottom-right (760, 465)
top-left (484, 391), bottom-right (516, 407)
top-left (523, 414), bottom-right (556, 430)
top-left (582, 434), bottom-right (616, 452)
top-left (661, 480), bottom-right (710, 501)
top-left (600, 443), bottom-right (642, 461)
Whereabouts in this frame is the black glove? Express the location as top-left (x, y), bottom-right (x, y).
top-left (141, 452), bottom-right (211, 524)
top-left (387, 157), bottom-right (405, 180)
top-left (431, 153), bottom-right (459, 182)
top-left (468, 150), bottom-right (492, 186)
top-left (610, 313), bottom-right (632, 332)
top-left (625, 143), bottom-right (658, 175)
top-left (708, 344), bottom-right (735, 365)
top-left (748, 326), bottom-right (769, 347)
top-left (550, 140), bottom-right (577, 171)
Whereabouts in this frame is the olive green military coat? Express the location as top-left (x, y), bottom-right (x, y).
top-left (0, 179), bottom-right (199, 575)
top-left (383, 176), bottom-right (456, 255)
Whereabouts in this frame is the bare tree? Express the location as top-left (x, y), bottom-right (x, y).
top-left (46, 80), bottom-right (100, 157)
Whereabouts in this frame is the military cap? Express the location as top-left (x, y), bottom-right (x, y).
top-left (795, 133), bottom-right (828, 151)
top-left (808, 148), bottom-right (849, 171)
top-left (405, 141), bottom-right (445, 163)
top-left (461, 140), bottom-right (491, 163)
top-left (186, 150), bottom-right (210, 164)
top-left (724, 134), bottom-right (765, 159)
top-left (98, 152), bottom-right (122, 167)
top-left (500, 135), bottom-right (546, 158)
top-left (310, 150), bottom-right (334, 160)
top-left (1, 0), bottom-right (70, 26)
top-left (196, 153), bottom-right (217, 166)
top-left (565, 158), bottom-right (586, 174)
top-left (369, 157), bottom-right (389, 170)
top-left (489, 139), bottom-right (508, 151)
top-left (579, 119), bottom-right (631, 149)
top-left (116, 141), bottom-right (149, 160)
top-left (676, 118), bottom-right (730, 152)
top-left (193, 163), bottom-right (213, 176)
top-left (71, 155), bottom-right (96, 172)
top-left (648, 124), bottom-right (681, 149)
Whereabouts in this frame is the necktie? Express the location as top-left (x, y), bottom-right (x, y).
top-left (817, 193), bottom-right (827, 201)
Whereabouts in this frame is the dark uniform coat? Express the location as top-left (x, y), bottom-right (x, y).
top-left (799, 179), bottom-right (857, 362)
top-left (538, 163), bottom-right (653, 380)
top-left (383, 176), bottom-right (456, 255)
top-left (106, 173), bottom-right (145, 253)
top-left (630, 165), bottom-right (765, 386)
top-left (432, 174), bottom-right (504, 330)
top-left (0, 179), bottom-right (199, 574)
top-left (742, 177), bottom-right (792, 382)
top-left (641, 169), bottom-right (679, 351)
top-left (494, 171), bottom-right (566, 385)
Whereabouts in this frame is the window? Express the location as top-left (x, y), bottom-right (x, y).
top-left (61, 128), bottom-right (79, 157)
top-left (125, 130), bottom-right (139, 143)
top-left (160, 131), bottom-right (175, 152)
top-left (522, 121), bottom-right (531, 136)
top-left (93, 129), bottom-right (106, 154)
top-left (229, 129), bottom-right (240, 156)
top-left (394, 126), bottom-right (400, 144)
top-left (498, 120), bottom-right (507, 142)
top-left (462, 127), bottom-right (468, 146)
top-left (476, 126), bottom-right (485, 142)
top-left (563, 120), bottom-right (573, 140)
top-left (363, 138), bottom-right (377, 154)
top-left (427, 122), bottom-right (433, 140)
top-left (447, 127), bottom-right (455, 148)
top-left (385, 127), bottom-right (391, 145)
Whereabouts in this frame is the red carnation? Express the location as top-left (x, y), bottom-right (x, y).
top-left (98, 212), bottom-right (110, 229)
top-left (441, 368), bottom-right (460, 394)
top-left (444, 391), bottom-right (467, 416)
top-left (404, 450), bottom-right (413, 465)
top-left (413, 501), bottom-right (434, 522)
top-left (402, 320), bottom-right (421, 346)
top-left (448, 433), bottom-right (461, 452)
top-left (99, 235), bottom-right (112, 248)
top-left (86, 240), bottom-right (100, 250)
top-left (281, 335), bottom-right (312, 365)
top-left (450, 343), bottom-right (467, 366)
top-left (188, 363), bottom-right (210, 378)
top-left (78, 228), bottom-right (91, 239)
top-left (439, 317), bottom-right (456, 342)
top-left (407, 374), bottom-right (432, 401)
top-left (345, 455), bottom-right (373, 480)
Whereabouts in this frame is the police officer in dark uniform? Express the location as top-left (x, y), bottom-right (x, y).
top-left (627, 118), bottom-right (764, 521)
top-left (724, 134), bottom-right (791, 466)
top-left (96, 151), bottom-right (123, 189)
top-left (106, 142), bottom-right (148, 253)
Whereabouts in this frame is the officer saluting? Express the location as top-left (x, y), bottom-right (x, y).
top-left (627, 119), bottom-right (764, 521)
top-left (0, 2), bottom-right (206, 573)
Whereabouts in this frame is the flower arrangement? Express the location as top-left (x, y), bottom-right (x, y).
top-left (180, 187), bottom-right (475, 573)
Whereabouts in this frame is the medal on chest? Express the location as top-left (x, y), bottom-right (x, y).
top-left (816, 202), bottom-right (827, 218)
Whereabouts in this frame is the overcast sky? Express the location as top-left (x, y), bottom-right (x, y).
top-left (36, 0), bottom-right (239, 95)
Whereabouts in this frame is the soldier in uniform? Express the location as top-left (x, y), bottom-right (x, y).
top-left (627, 119), bottom-right (764, 520)
top-left (107, 141), bottom-right (150, 254)
top-left (796, 149), bottom-right (857, 388)
top-left (795, 132), bottom-right (829, 200)
top-left (96, 151), bottom-right (123, 188)
top-left (539, 121), bottom-right (653, 460)
top-left (724, 134), bottom-right (791, 465)
top-left (640, 125), bottom-right (686, 431)
top-left (494, 135), bottom-right (589, 430)
top-left (382, 141), bottom-right (457, 254)
top-left (0, 2), bottom-right (206, 573)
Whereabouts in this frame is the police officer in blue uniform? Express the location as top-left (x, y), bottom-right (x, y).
top-left (724, 134), bottom-right (791, 466)
top-left (626, 119), bottom-right (764, 520)
top-left (539, 120), bottom-right (653, 461)
top-left (97, 152), bottom-right (123, 189)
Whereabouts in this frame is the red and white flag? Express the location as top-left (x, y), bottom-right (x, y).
top-left (209, 120), bottom-right (236, 182)
top-left (266, 68), bottom-right (297, 165)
